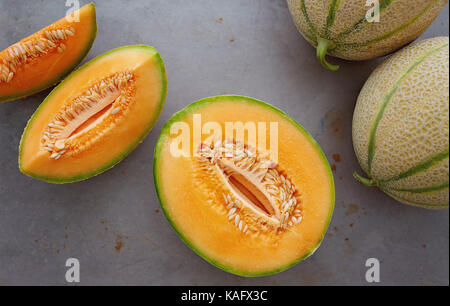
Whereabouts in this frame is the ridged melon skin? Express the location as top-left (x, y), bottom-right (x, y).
top-left (286, 0), bottom-right (447, 69)
top-left (154, 96), bottom-right (335, 277)
top-left (352, 37), bottom-right (449, 209)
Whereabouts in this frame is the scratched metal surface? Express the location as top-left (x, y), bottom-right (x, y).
top-left (0, 0), bottom-right (448, 285)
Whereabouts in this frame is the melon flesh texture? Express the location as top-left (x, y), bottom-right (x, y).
top-left (0, 3), bottom-right (97, 102)
top-left (353, 37), bottom-right (449, 208)
top-left (19, 45), bottom-right (167, 183)
top-left (286, 0), bottom-right (447, 70)
top-left (154, 96), bottom-right (335, 276)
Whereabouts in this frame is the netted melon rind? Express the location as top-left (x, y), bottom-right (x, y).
top-left (382, 156), bottom-right (449, 191)
top-left (370, 44), bottom-right (449, 180)
top-left (286, 0), bottom-right (447, 60)
top-left (384, 188), bottom-right (449, 208)
top-left (353, 37), bottom-right (448, 174)
top-left (352, 37), bottom-right (449, 208)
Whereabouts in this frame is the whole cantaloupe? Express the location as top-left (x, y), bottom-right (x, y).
top-left (286, 0), bottom-right (448, 70)
top-left (352, 37), bottom-right (449, 209)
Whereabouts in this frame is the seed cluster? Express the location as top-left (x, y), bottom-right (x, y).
top-left (199, 140), bottom-right (276, 180)
top-left (41, 71), bottom-right (134, 159)
top-left (223, 194), bottom-right (250, 234)
top-left (198, 140), bottom-right (303, 236)
top-left (0, 27), bottom-right (75, 84)
top-left (265, 168), bottom-right (303, 228)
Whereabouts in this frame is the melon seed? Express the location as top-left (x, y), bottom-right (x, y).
top-left (40, 71), bottom-right (134, 159)
top-left (197, 140), bottom-right (303, 236)
top-left (0, 27), bottom-right (76, 84)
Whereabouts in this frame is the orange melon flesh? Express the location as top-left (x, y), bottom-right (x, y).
top-left (19, 45), bottom-right (167, 183)
top-left (0, 3), bottom-right (97, 102)
top-left (154, 96), bottom-right (334, 276)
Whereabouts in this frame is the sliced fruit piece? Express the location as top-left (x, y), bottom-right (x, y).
top-left (19, 45), bottom-right (167, 183)
top-left (154, 96), bottom-right (335, 276)
top-left (353, 37), bottom-right (449, 209)
top-left (0, 3), bottom-right (97, 102)
top-left (286, 0), bottom-right (447, 70)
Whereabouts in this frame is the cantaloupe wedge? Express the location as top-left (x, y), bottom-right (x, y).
top-left (20, 45), bottom-right (167, 183)
top-left (0, 3), bottom-right (97, 102)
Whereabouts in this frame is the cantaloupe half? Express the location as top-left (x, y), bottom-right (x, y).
top-left (154, 96), bottom-right (335, 276)
top-left (19, 45), bottom-right (167, 183)
top-left (286, 0), bottom-right (447, 70)
top-left (0, 3), bottom-right (97, 102)
top-left (353, 37), bottom-right (449, 209)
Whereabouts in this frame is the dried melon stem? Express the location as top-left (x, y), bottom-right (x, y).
top-left (41, 71), bottom-right (134, 160)
top-left (0, 27), bottom-right (76, 84)
top-left (197, 140), bottom-right (303, 236)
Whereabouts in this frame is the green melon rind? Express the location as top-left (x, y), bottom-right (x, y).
top-left (383, 189), bottom-right (449, 209)
top-left (379, 150), bottom-right (449, 183)
top-left (367, 41), bottom-right (449, 175)
top-left (336, 0), bottom-right (439, 49)
top-left (0, 3), bottom-right (97, 103)
top-left (334, 0), bottom-right (393, 40)
top-left (293, 0), bottom-right (444, 70)
top-left (324, 0), bottom-right (340, 39)
top-left (354, 40), bottom-right (449, 209)
top-left (153, 95), bottom-right (335, 277)
top-left (386, 182), bottom-right (449, 193)
top-left (300, 0), bottom-right (340, 70)
top-left (18, 45), bottom-right (167, 184)
top-left (300, 0), bottom-right (318, 36)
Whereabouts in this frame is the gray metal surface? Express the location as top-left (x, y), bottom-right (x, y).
top-left (0, 0), bottom-right (448, 286)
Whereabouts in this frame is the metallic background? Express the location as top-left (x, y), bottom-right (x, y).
top-left (0, 0), bottom-right (448, 285)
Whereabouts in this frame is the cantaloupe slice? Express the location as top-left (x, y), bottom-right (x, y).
top-left (154, 96), bottom-right (335, 276)
top-left (0, 3), bottom-right (97, 102)
top-left (19, 45), bottom-right (167, 183)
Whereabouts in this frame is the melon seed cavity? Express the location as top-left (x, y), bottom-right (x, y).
top-left (197, 140), bottom-right (303, 236)
top-left (40, 71), bottom-right (135, 160)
